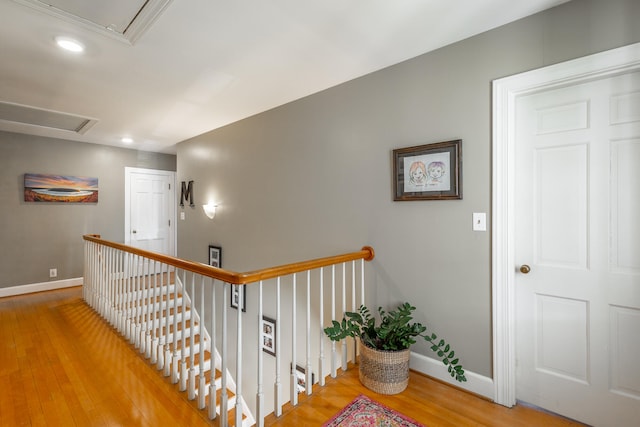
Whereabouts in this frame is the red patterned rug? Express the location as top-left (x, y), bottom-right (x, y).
top-left (323, 394), bottom-right (425, 426)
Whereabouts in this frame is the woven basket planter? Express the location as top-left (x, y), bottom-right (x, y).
top-left (358, 341), bottom-right (410, 395)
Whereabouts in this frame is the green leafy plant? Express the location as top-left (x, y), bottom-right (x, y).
top-left (324, 302), bottom-right (466, 382)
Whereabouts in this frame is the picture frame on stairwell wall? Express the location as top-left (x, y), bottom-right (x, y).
top-left (292, 364), bottom-right (315, 394)
top-left (230, 285), bottom-right (246, 312)
top-left (261, 316), bottom-right (276, 356)
top-left (208, 245), bottom-right (222, 268)
top-left (392, 139), bottom-right (462, 201)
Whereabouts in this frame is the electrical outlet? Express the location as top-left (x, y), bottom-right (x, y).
top-left (49, 268), bottom-right (57, 278)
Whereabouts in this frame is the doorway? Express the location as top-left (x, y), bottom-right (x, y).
top-left (124, 167), bottom-right (176, 256)
top-left (492, 42), bottom-right (640, 426)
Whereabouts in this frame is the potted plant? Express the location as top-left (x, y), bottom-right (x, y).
top-left (324, 302), bottom-right (466, 394)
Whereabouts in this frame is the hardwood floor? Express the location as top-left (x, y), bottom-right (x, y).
top-left (1, 287), bottom-right (586, 426)
top-left (0, 286), bottom-right (212, 427)
top-left (265, 366), bottom-right (586, 426)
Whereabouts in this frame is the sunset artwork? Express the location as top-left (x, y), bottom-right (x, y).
top-left (24, 173), bottom-right (98, 203)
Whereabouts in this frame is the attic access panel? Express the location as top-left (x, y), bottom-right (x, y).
top-left (0, 101), bottom-right (97, 134)
top-left (13, 0), bottom-right (173, 44)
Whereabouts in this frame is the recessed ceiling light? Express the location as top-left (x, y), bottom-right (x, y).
top-left (54, 36), bottom-right (85, 53)
top-left (121, 137), bottom-right (134, 144)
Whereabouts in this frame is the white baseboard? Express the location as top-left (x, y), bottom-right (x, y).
top-left (410, 351), bottom-right (494, 401)
top-left (0, 277), bottom-right (83, 298)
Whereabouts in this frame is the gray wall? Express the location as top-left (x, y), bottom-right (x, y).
top-left (176, 0), bottom-right (640, 378)
top-left (0, 131), bottom-right (176, 288)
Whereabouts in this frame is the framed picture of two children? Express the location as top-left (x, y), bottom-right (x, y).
top-left (393, 139), bottom-right (462, 201)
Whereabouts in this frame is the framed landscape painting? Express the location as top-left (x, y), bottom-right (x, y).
top-left (24, 173), bottom-right (98, 203)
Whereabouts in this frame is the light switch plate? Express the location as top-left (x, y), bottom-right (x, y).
top-left (473, 212), bottom-right (486, 231)
top-left (180, 211), bottom-right (185, 220)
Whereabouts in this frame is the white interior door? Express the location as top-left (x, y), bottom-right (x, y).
top-left (125, 167), bottom-right (176, 256)
top-left (514, 71), bottom-right (640, 426)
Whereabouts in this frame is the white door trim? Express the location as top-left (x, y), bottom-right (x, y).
top-left (491, 41), bottom-right (640, 407)
top-left (124, 167), bottom-right (177, 256)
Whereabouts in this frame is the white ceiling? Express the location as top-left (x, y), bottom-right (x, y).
top-left (0, 0), bottom-right (569, 154)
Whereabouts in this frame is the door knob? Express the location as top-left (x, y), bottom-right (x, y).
top-left (132, 230), bottom-right (137, 234)
top-left (520, 264), bottom-right (531, 274)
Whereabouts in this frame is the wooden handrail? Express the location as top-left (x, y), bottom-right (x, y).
top-left (83, 234), bottom-right (374, 285)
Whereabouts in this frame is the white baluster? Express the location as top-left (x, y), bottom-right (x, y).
top-left (359, 259), bottom-right (365, 363)
top-left (164, 267), bottom-right (174, 378)
top-left (319, 267), bottom-right (325, 386)
top-left (105, 247), bottom-right (112, 320)
top-left (220, 283), bottom-right (228, 427)
top-left (110, 248), bottom-right (117, 324)
top-left (110, 248), bottom-right (116, 324)
top-left (150, 260), bottom-right (158, 363)
top-left (146, 260), bottom-right (154, 360)
top-left (361, 259), bottom-right (365, 307)
top-left (274, 277), bottom-right (282, 417)
top-left (83, 242), bottom-right (88, 303)
top-left (188, 274), bottom-right (196, 400)
top-left (341, 262), bottom-right (347, 371)
top-left (92, 242), bottom-right (97, 306)
top-left (94, 243), bottom-right (100, 312)
top-left (305, 270), bottom-right (312, 395)
top-left (82, 241), bottom-right (87, 302)
top-left (99, 246), bottom-right (106, 317)
top-left (256, 280), bottom-right (264, 427)
top-left (179, 270), bottom-right (188, 392)
top-left (235, 284), bottom-right (243, 427)
top-left (134, 255), bottom-right (142, 349)
top-left (351, 260), bottom-right (356, 364)
top-left (140, 256), bottom-right (147, 355)
top-left (351, 260), bottom-right (356, 312)
top-left (171, 268), bottom-right (181, 384)
top-left (198, 276), bottom-right (206, 409)
top-left (127, 252), bottom-right (134, 342)
top-left (94, 243), bottom-right (99, 309)
top-left (84, 241), bottom-right (88, 303)
top-left (131, 254), bottom-right (137, 346)
top-left (114, 250), bottom-right (121, 333)
top-left (209, 278), bottom-right (217, 420)
top-left (331, 265), bottom-right (337, 378)
top-left (157, 262), bottom-right (165, 371)
top-left (112, 248), bottom-right (118, 332)
top-left (291, 274), bottom-right (298, 406)
top-left (98, 245), bottom-right (105, 316)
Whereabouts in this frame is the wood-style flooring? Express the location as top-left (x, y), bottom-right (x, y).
top-left (0, 286), bottom-right (212, 427)
top-left (265, 364), bottom-right (587, 426)
top-left (1, 287), bottom-right (586, 426)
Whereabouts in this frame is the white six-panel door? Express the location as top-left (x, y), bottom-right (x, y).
top-left (125, 167), bottom-right (176, 256)
top-left (514, 71), bottom-right (640, 426)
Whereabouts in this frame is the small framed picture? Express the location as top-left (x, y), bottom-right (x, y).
top-left (208, 245), bottom-right (222, 268)
top-left (230, 285), bottom-right (246, 312)
top-left (261, 316), bottom-right (276, 356)
top-left (393, 139), bottom-right (462, 201)
top-left (292, 364), bottom-right (315, 394)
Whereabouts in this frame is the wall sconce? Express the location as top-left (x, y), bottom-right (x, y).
top-left (202, 202), bottom-right (218, 219)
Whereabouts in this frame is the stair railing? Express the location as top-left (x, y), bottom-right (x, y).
top-left (83, 234), bottom-right (374, 427)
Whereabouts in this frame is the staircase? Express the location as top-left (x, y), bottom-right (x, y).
top-left (85, 259), bottom-right (254, 426)
top-left (83, 235), bottom-right (375, 427)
